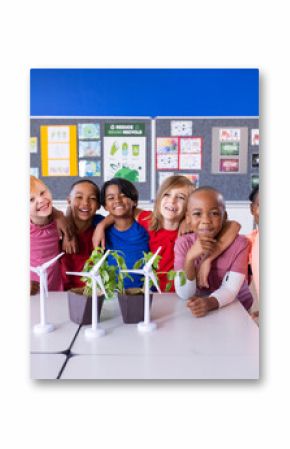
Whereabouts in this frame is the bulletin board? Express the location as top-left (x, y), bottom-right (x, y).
top-left (155, 118), bottom-right (259, 201)
top-left (30, 69), bottom-right (259, 203)
top-left (30, 117), bottom-right (152, 201)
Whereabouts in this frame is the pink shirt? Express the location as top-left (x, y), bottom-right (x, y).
top-left (30, 221), bottom-right (63, 291)
top-left (174, 233), bottom-right (252, 310)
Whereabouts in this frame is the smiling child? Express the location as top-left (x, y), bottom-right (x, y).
top-left (61, 180), bottom-right (103, 290)
top-left (100, 178), bottom-right (149, 290)
top-left (30, 176), bottom-right (63, 293)
top-left (174, 186), bottom-right (252, 317)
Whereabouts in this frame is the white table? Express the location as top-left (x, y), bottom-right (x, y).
top-left (61, 293), bottom-right (259, 379)
top-left (30, 293), bottom-right (80, 354)
top-left (31, 354), bottom-right (67, 379)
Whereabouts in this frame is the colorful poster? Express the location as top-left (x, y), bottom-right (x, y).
top-left (40, 125), bottom-right (78, 176)
top-left (179, 137), bottom-right (202, 170)
top-left (79, 140), bottom-right (101, 157)
top-left (156, 137), bottom-right (178, 170)
top-left (178, 173), bottom-right (199, 188)
top-left (104, 124), bottom-right (146, 181)
top-left (157, 154), bottom-right (178, 170)
top-left (157, 137), bottom-right (202, 170)
top-left (220, 159), bottom-right (239, 172)
top-left (79, 160), bottom-right (101, 177)
top-left (251, 129), bottom-right (259, 145)
top-left (219, 128), bottom-right (240, 142)
top-left (30, 137), bottom-right (38, 153)
top-left (220, 142), bottom-right (240, 156)
top-left (78, 123), bottom-right (100, 139)
top-left (171, 120), bottom-right (192, 136)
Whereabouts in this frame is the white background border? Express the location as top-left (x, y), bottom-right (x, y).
top-left (1, 1), bottom-right (288, 448)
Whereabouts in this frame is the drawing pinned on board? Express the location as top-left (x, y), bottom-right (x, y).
top-left (79, 160), bottom-right (101, 177)
top-left (78, 123), bottom-right (100, 140)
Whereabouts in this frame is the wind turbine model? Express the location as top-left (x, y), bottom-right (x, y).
top-left (66, 250), bottom-right (110, 338)
top-left (30, 252), bottom-right (64, 334)
top-left (121, 247), bottom-right (162, 333)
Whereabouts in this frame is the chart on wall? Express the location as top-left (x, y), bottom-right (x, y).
top-left (103, 123), bottom-right (146, 182)
top-left (40, 125), bottom-right (78, 176)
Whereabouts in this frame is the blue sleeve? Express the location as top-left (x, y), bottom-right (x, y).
top-left (92, 214), bottom-right (105, 228)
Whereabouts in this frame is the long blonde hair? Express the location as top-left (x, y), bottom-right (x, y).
top-left (149, 175), bottom-right (196, 231)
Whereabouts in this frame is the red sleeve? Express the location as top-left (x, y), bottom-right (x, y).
top-left (136, 210), bottom-right (152, 231)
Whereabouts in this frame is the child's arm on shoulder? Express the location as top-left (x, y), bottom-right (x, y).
top-left (92, 214), bottom-right (114, 248)
top-left (52, 207), bottom-right (78, 254)
top-left (197, 220), bottom-right (241, 288)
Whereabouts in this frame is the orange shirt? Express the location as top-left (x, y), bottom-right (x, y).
top-left (247, 229), bottom-right (259, 300)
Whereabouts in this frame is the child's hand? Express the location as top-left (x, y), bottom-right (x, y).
top-left (187, 295), bottom-right (218, 317)
top-left (188, 236), bottom-right (216, 260)
top-left (30, 280), bottom-right (40, 295)
top-left (92, 226), bottom-right (106, 249)
top-left (62, 233), bottom-right (78, 254)
top-left (197, 258), bottom-right (211, 288)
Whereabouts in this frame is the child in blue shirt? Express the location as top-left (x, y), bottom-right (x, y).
top-left (100, 178), bottom-right (149, 290)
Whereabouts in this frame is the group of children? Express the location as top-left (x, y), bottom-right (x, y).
top-left (30, 174), bottom-right (259, 321)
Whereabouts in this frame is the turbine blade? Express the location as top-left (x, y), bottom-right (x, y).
top-left (66, 271), bottom-right (91, 277)
top-left (92, 250), bottom-right (110, 273)
top-left (149, 272), bottom-right (161, 293)
top-left (30, 266), bottom-right (39, 274)
top-left (95, 275), bottom-right (107, 298)
top-left (145, 246), bottom-right (162, 269)
top-left (42, 252), bottom-right (64, 270)
top-left (120, 269), bottom-right (144, 275)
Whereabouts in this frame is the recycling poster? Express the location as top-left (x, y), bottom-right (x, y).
top-left (103, 123), bottom-right (146, 182)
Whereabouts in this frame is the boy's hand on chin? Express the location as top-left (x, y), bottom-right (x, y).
top-left (188, 236), bottom-right (216, 260)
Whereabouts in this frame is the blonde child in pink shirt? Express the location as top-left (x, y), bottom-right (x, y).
top-left (30, 176), bottom-right (64, 294)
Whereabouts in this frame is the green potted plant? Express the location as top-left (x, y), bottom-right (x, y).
top-left (117, 251), bottom-right (162, 324)
top-left (165, 270), bottom-right (187, 294)
top-left (68, 247), bottom-right (131, 324)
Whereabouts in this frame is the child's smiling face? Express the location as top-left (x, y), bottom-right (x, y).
top-left (68, 182), bottom-right (99, 223)
top-left (30, 181), bottom-right (53, 224)
top-left (160, 186), bottom-right (189, 224)
top-left (186, 189), bottom-right (226, 238)
top-left (104, 184), bottom-right (136, 218)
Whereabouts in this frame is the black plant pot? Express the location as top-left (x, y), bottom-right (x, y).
top-left (68, 289), bottom-right (105, 325)
top-left (118, 291), bottom-right (153, 324)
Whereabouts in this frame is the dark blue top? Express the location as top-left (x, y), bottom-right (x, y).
top-left (105, 221), bottom-right (149, 290)
top-left (92, 214), bottom-right (104, 228)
